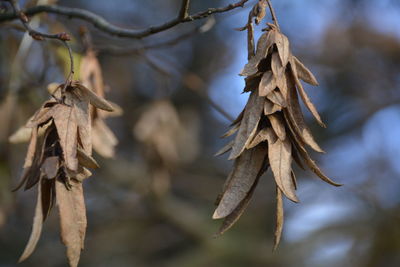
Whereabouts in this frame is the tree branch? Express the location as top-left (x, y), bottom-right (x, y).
top-left (98, 18), bottom-right (215, 56)
top-left (5, 0), bottom-right (74, 85)
top-left (0, 0), bottom-right (249, 39)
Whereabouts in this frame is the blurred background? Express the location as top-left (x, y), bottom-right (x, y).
top-left (1, 0), bottom-right (400, 266)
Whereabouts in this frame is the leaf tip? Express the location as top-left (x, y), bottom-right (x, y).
top-left (212, 209), bottom-right (225, 220)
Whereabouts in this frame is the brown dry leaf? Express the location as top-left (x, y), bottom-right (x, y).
top-left (291, 145), bottom-right (306, 170)
top-left (65, 90), bottom-right (92, 154)
top-left (215, 140), bottom-right (234, 157)
top-left (23, 127), bottom-right (38, 168)
top-left (77, 147), bottom-right (99, 169)
top-left (259, 71), bottom-right (276, 97)
top-left (264, 99), bottom-right (282, 115)
top-left (80, 50), bottom-right (104, 96)
top-left (14, 126), bottom-right (50, 192)
top-left (293, 56), bottom-right (318, 86)
top-left (285, 73), bottom-right (324, 153)
top-left (41, 156), bottom-right (59, 179)
top-left (291, 170), bottom-right (298, 190)
top-left (8, 126), bottom-right (32, 144)
top-left (229, 90), bottom-right (264, 160)
top-left (290, 58), bottom-right (326, 128)
top-left (244, 75), bottom-right (262, 93)
top-left (103, 101), bottom-right (123, 118)
top-left (268, 113), bottom-right (286, 141)
top-left (26, 105), bottom-right (54, 128)
top-left (214, 144), bottom-right (267, 219)
top-left (231, 108), bottom-right (245, 126)
top-left (267, 134), bottom-right (298, 202)
top-left (273, 187), bottom-right (284, 251)
top-left (41, 178), bottom-right (55, 221)
top-left (215, 175), bottom-right (261, 236)
top-left (275, 31), bottom-right (290, 66)
top-left (18, 178), bottom-right (44, 263)
top-left (74, 167), bottom-right (93, 182)
top-left (221, 123), bottom-right (240, 138)
top-left (267, 90), bottom-right (287, 107)
top-left (92, 119), bottom-right (118, 158)
top-left (247, 127), bottom-right (275, 149)
top-left (52, 104), bottom-right (78, 172)
top-left (240, 30), bottom-right (274, 76)
top-left (72, 81), bottom-right (114, 112)
top-left (56, 179), bottom-right (87, 267)
top-left (271, 51), bottom-right (288, 95)
top-left (271, 52), bottom-right (284, 80)
top-left (293, 140), bottom-right (341, 187)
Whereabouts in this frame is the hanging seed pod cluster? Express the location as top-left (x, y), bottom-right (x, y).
top-left (10, 41), bottom-right (122, 266)
top-left (213, 0), bottom-right (341, 249)
top-left (13, 81), bottom-right (114, 266)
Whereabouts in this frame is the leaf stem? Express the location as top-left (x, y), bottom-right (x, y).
top-left (266, 0), bottom-right (280, 31)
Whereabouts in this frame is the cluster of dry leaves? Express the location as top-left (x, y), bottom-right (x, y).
top-left (10, 49), bottom-right (120, 267)
top-left (134, 100), bottom-right (199, 195)
top-left (213, 0), bottom-right (341, 249)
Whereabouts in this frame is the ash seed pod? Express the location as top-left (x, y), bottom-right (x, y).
top-left (213, 1), bottom-right (340, 250)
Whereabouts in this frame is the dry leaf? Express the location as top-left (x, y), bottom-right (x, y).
top-left (56, 179), bottom-right (87, 267)
top-left (214, 144), bottom-right (267, 219)
top-left (264, 99), bottom-right (282, 115)
top-left (275, 31), bottom-right (290, 66)
top-left (247, 127), bottom-right (274, 149)
top-left (267, 90), bottom-right (287, 107)
top-left (216, 175), bottom-right (261, 236)
top-left (52, 104), bottom-right (79, 172)
top-left (284, 73), bottom-right (324, 153)
top-left (215, 140), bottom-right (234, 157)
top-left (229, 90), bottom-right (264, 160)
top-left (259, 71), bottom-right (276, 97)
top-left (72, 81), bottom-right (114, 112)
top-left (290, 58), bottom-right (326, 128)
top-left (273, 187), bottom-right (284, 251)
top-left (77, 147), bottom-right (99, 169)
top-left (221, 123), bottom-right (240, 138)
top-left (267, 134), bottom-right (298, 202)
top-left (240, 30), bottom-right (273, 76)
top-left (41, 156), bottom-right (59, 179)
top-left (268, 113), bottom-right (286, 141)
top-left (9, 126), bottom-right (33, 144)
top-left (293, 56), bottom-right (318, 86)
top-left (18, 178), bottom-right (44, 263)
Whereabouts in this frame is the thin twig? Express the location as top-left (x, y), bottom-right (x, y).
top-left (6, 0), bottom-right (74, 86)
top-left (266, 0), bottom-right (280, 31)
top-left (98, 18), bottom-right (215, 56)
top-left (62, 40), bottom-right (74, 82)
top-left (7, 0), bottom-right (71, 41)
top-left (179, 0), bottom-right (191, 19)
top-left (0, 0), bottom-right (249, 39)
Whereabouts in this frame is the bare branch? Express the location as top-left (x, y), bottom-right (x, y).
top-left (7, 0), bottom-right (70, 41)
top-left (0, 0), bottom-right (249, 39)
top-left (5, 0), bottom-right (74, 85)
top-left (98, 18), bottom-right (215, 56)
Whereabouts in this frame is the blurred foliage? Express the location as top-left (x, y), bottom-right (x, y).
top-left (1, 0), bottom-right (400, 266)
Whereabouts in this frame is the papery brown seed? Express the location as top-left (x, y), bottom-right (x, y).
top-left (18, 177), bottom-right (44, 263)
top-left (214, 144), bottom-right (267, 219)
top-left (56, 179), bottom-right (87, 267)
